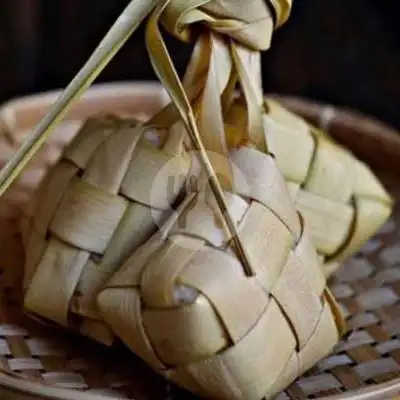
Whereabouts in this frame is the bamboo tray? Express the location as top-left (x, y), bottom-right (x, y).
top-left (0, 82), bottom-right (399, 400)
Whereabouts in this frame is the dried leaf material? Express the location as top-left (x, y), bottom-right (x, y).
top-left (268, 0), bottom-right (293, 26)
top-left (161, 0), bottom-right (274, 50)
top-left (98, 2), bottom-right (344, 399)
top-left (98, 150), bottom-right (343, 400)
top-left (144, 0), bottom-right (298, 275)
top-left (225, 98), bottom-right (394, 276)
top-left (22, 116), bottom-right (191, 344)
top-left (183, 31), bottom-right (235, 189)
top-left (18, 0), bottom-right (294, 344)
top-left (145, 0), bottom-right (255, 275)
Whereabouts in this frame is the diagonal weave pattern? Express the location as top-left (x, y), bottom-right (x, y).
top-left (226, 99), bottom-right (393, 277)
top-left (21, 116), bottom-right (191, 345)
top-left (97, 146), bottom-right (342, 400)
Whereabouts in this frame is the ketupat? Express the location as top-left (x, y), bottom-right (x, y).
top-left (226, 97), bottom-right (394, 276)
top-left (19, 0), bottom-right (281, 344)
top-left (0, 0), bottom-right (345, 398)
top-left (97, 1), bottom-right (344, 398)
top-left (22, 116), bottom-right (191, 344)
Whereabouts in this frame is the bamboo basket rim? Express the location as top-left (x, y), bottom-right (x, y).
top-left (0, 81), bottom-right (168, 108)
top-left (0, 82), bottom-right (399, 399)
top-left (0, 81), bottom-right (169, 122)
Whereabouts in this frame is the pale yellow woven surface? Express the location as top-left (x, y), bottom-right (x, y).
top-left (226, 98), bottom-right (393, 277)
top-left (94, 2), bottom-right (345, 396)
top-left (21, 116), bottom-right (191, 344)
top-left (97, 144), bottom-right (343, 400)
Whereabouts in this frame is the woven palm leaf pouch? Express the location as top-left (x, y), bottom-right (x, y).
top-left (225, 98), bottom-right (394, 277)
top-left (96, 1), bottom-right (344, 399)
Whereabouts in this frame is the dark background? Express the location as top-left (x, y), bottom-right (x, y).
top-left (0, 0), bottom-right (399, 129)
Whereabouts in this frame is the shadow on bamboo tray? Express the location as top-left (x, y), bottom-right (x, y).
top-left (0, 82), bottom-right (399, 400)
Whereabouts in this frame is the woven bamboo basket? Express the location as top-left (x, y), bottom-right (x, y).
top-left (0, 83), bottom-right (399, 399)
